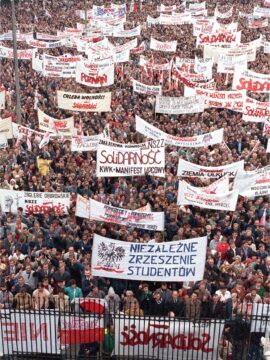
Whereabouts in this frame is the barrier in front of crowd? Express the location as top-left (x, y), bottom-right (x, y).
top-left (0, 298), bottom-right (269, 360)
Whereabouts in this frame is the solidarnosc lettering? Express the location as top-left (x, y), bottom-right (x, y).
top-left (99, 149), bottom-right (161, 165)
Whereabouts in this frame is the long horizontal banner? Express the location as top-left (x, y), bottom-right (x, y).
top-left (217, 54), bottom-right (247, 74)
top-left (0, 46), bottom-right (33, 60)
top-left (158, 13), bottom-right (192, 25)
top-left (133, 79), bottom-right (162, 96)
top-left (155, 95), bottom-right (205, 114)
top-left (150, 37), bottom-right (177, 52)
top-left (178, 175), bottom-right (230, 197)
top-left (178, 180), bottom-right (238, 211)
top-left (0, 190), bottom-right (70, 214)
top-left (177, 159), bottom-right (244, 178)
top-left (242, 96), bottom-right (270, 122)
top-left (27, 38), bottom-right (66, 48)
top-left (115, 317), bottom-right (224, 360)
top-left (113, 25), bottom-right (141, 37)
top-left (57, 91), bottom-right (111, 112)
top-left (96, 138), bottom-right (165, 177)
top-left (75, 61), bottom-right (114, 87)
top-left (71, 135), bottom-right (102, 152)
top-left (136, 116), bottom-right (224, 148)
top-left (172, 66), bottom-right (216, 89)
top-left (90, 199), bottom-right (164, 230)
top-left (186, 89), bottom-right (244, 112)
top-left (197, 31), bottom-right (241, 46)
top-left (215, 6), bottom-right (233, 18)
top-left (139, 56), bottom-right (172, 71)
top-left (92, 234), bottom-right (207, 281)
top-left (38, 108), bottom-right (74, 135)
top-left (235, 167), bottom-right (270, 197)
top-left (204, 43), bottom-right (257, 63)
top-left (233, 68), bottom-right (270, 92)
top-left (157, 4), bottom-right (177, 12)
top-left (42, 54), bottom-right (81, 78)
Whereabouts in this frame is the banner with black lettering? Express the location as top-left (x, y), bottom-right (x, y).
top-left (177, 159), bottom-right (244, 178)
top-left (92, 234), bottom-right (207, 282)
top-left (235, 167), bottom-right (270, 197)
top-left (96, 138), bottom-right (165, 177)
top-left (57, 91), bottom-right (111, 112)
top-left (114, 317), bottom-right (224, 360)
top-left (43, 54), bottom-right (81, 78)
top-left (178, 180), bottom-right (238, 211)
top-left (27, 38), bottom-right (66, 48)
top-left (75, 61), bottom-right (114, 87)
top-left (155, 96), bottom-right (205, 114)
top-left (150, 38), bottom-right (177, 52)
top-left (38, 108), bottom-right (74, 135)
top-left (136, 116), bottom-right (224, 148)
top-left (133, 80), bottom-right (162, 96)
top-left (158, 13), bottom-right (192, 25)
top-left (90, 199), bottom-right (164, 230)
top-left (233, 68), bottom-right (270, 92)
top-left (217, 54), bottom-right (247, 74)
top-left (242, 96), bottom-right (270, 122)
top-left (24, 192), bottom-right (70, 214)
top-left (204, 43), bottom-right (257, 63)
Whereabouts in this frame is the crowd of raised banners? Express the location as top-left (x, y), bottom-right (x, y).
top-left (1, 0), bottom-right (270, 288)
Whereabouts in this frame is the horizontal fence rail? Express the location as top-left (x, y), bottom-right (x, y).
top-left (0, 298), bottom-right (268, 359)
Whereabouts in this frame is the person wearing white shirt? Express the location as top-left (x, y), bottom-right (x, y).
top-left (215, 287), bottom-right (232, 303)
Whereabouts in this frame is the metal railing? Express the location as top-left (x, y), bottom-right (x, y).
top-left (0, 298), bottom-right (268, 360)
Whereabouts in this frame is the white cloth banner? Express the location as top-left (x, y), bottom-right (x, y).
top-left (155, 95), bottom-right (205, 114)
top-left (90, 199), bottom-right (164, 230)
top-left (43, 54), bottom-right (81, 78)
top-left (217, 54), bottom-right (247, 74)
top-left (235, 167), bottom-right (270, 197)
top-left (96, 139), bottom-right (165, 177)
top-left (251, 304), bottom-right (270, 332)
top-left (188, 89), bottom-right (244, 112)
top-left (136, 116), bottom-right (224, 148)
top-left (0, 91), bottom-right (5, 110)
top-left (115, 38), bottom-right (138, 53)
top-left (71, 135), bottom-right (103, 152)
top-left (0, 117), bottom-right (13, 139)
top-left (262, 36), bottom-right (270, 54)
top-left (248, 18), bottom-right (268, 28)
top-left (0, 135), bottom-right (8, 149)
top-left (193, 19), bottom-right (215, 36)
top-left (75, 194), bottom-right (90, 219)
top-left (0, 46), bottom-right (33, 60)
top-left (133, 80), bottom-right (162, 96)
top-left (158, 13), bottom-right (192, 25)
top-left (0, 310), bottom-right (59, 355)
top-left (115, 49), bottom-right (130, 63)
top-left (215, 7), bottom-right (233, 18)
top-left (242, 96), bottom-right (270, 122)
top-left (172, 66), bottom-right (216, 90)
top-left (0, 190), bottom-right (25, 213)
top-left (114, 317), bottom-right (224, 360)
top-left (178, 180), bottom-right (238, 211)
top-left (113, 25), bottom-right (141, 37)
top-left (140, 56), bottom-right (172, 71)
top-left (27, 38), bottom-right (66, 48)
top-left (204, 43), bottom-right (257, 63)
top-left (38, 108), bottom-right (74, 135)
top-left (157, 4), bottom-right (177, 12)
top-left (57, 91), bottom-right (111, 112)
top-left (24, 191), bottom-right (70, 214)
top-left (75, 61), bottom-right (114, 87)
top-left (150, 38), bottom-right (177, 52)
top-left (177, 159), bottom-right (244, 178)
top-left (254, 7), bottom-right (270, 17)
top-left (197, 31), bottom-right (241, 46)
top-left (233, 68), bottom-right (270, 92)
top-left (92, 234), bottom-right (207, 282)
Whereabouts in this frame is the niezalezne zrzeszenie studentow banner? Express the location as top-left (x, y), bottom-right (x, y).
top-left (89, 199), bottom-right (164, 231)
top-left (91, 234), bottom-right (207, 282)
top-left (57, 91), bottom-right (111, 112)
top-left (177, 159), bottom-right (244, 178)
top-left (115, 317), bottom-right (224, 360)
top-left (177, 180), bottom-right (238, 211)
top-left (235, 167), bottom-right (270, 197)
top-left (155, 96), bottom-right (206, 114)
top-left (136, 116), bottom-right (224, 147)
top-left (96, 138), bottom-right (165, 177)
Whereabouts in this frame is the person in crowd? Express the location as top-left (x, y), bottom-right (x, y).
top-left (51, 289), bottom-right (70, 312)
top-left (32, 282), bottom-right (50, 310)
top-left (185, 292), bottom-right (201, 321)
top-left (64, 279), bottom-right (83, 302)
top-left (0, 282), bottom-right (13, 309)
top-left (104, 287), bottom-right (120, 314)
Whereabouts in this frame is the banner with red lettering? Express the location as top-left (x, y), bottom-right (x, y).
top-left (150, 38), bottom-right (177, 52)
top-left (193, 19), bottom-right (215, 36)
top-left (242, 96), bottom-right (270, 122)
top-left (60, 315), bottom-right (104, 345)
top-left (38, 108), bottom-right (74, 135)
top-left (57, 91), bottom-right (112, 112)
top-left (233, 69), bottom-right (270, 92)
top-left (157, 4), bottom-right (177, 12)
top-left (248, 18), bottom-right (268, 28)
top-left (27, 38), bottom-right (66, 48)
top-left (113, 25), bottom-right (141, 37)
top-left (172, 66), bottom-right (216, 89)
top-left (23, 191), bottom-right (70, 214)
top-left (42, 54), bottom-right (81, 78)
top-left (186, 89), bottom-right (244, 112)
top-left (140, 56), bottom-right (172, 71)
top-left (0, 310), bottom-right (59, 355)
top-left (114, 317), bottom-right (224, 360)
top-left (178, 180), bottom-right (238, 211)
top-left (90, 199), bottom-right (164, 230)
top-left (75, 61), bottom-right (114, 87)
top-left (177, 159), bottom-right (244, 178)
top-left (136, 115), bottom-right (224, 148)
top-left (96, 138), bottom-right (165, 177)
top-left (71, 135), bottom-right (103, 152)
top-left (197, 31), bottom-right (241, 46)
top-left (0, 46), bottom-right (33, 60)
top-left (235, 167), bottom-right (270, 197)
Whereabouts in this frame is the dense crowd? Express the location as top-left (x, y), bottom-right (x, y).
top-left (1, 0), bottom-right (270, 358)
